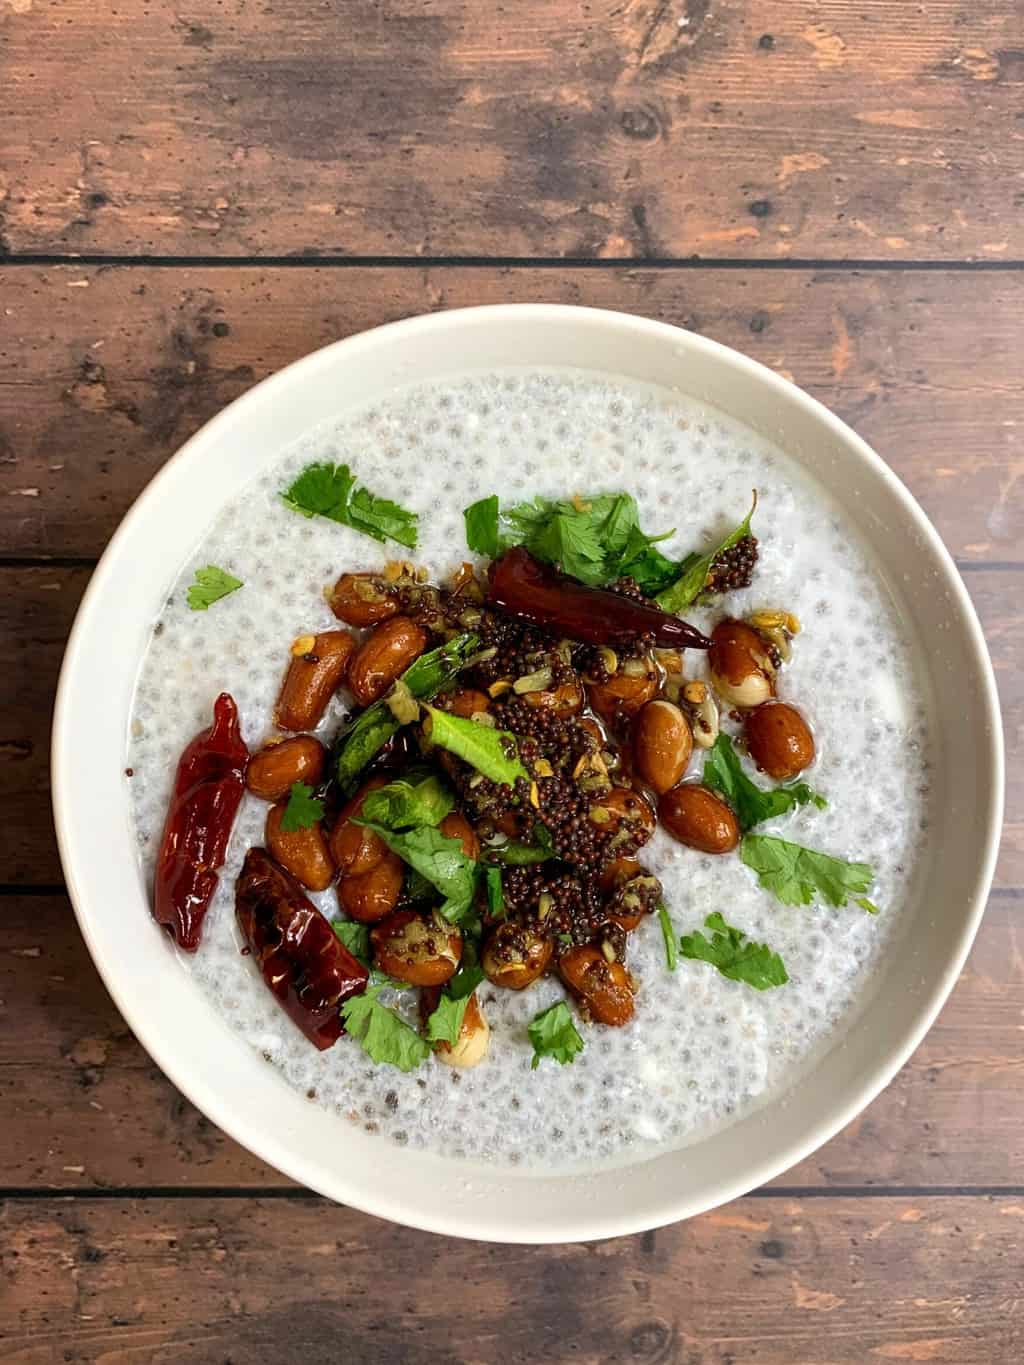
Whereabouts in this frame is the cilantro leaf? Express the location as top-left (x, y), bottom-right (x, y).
top-left (281, 461), bottom-right (418, 549)
top-left (186, 565), bottom-right (243, 611)
top-left (346, 484), bottom-right (419, 549)
top-left (529, 507), bottom-right (607, 585)
top-left (658, 902), bottom-right (678, 971)
top-left (360, 773), bottom-right (454, 830)
top-left (423, 940), bottom-right (485, 1046)
top-left (279, 781), bottom-right (326, 833)
top-left (281, 462), bottom-right (355, 519)
top-left (356, 821), bottom-right (480, 926)
top-left (466, 491), bottom-right (680, 595)
top-left (422, 705), bottom-right (528, 788)
top-left (528, 1001), bottom-right (585, 1069)
top-left (447, 943), bottom-right (485, 1000)
top-left (369, 969), bottom-right (413, 992)
top-left (462, 488), bottom-right (758, 604)
top-left (485, 865), bottom-right (505, 917)
top-left (334, 633), bottom-right (479, 792)
top-left (464, 495), bottom-right (502, 558)
top-left (599, 492), bottom-right (642, 558)
top-left (425, 993), bottom-right (470, 1046)
top-left (655, 493), bottom-right (757, 613)
top-left (856, 896), bottom-right (880, 916)
top-left (679, 911), bottom-right (788, 991)
top-left (703, 733), bottom-right (826, 833)
top-left (341, 982), bottom-right (430, 1072)
top-left (618, 532), bottom-right (684, 596)
top-left (332, 919), bottom-right (370, 967)
top-left (741, 834), bottom-right (876, 910)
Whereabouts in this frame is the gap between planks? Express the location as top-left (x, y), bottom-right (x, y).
top-left (3, 255), bottom-right (1024, 272)
top-left (2, 1185), bottom-right (1023, 1202)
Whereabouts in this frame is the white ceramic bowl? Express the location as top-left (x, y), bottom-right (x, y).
top-left (53, 305), bottom-right (1003, 1242)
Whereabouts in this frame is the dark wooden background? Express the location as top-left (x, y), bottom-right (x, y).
top-left (2, 1), bottom-right (1022, 1360)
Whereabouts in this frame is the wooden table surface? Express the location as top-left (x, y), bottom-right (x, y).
top-left (2, 2), bottom-right (1021, 1360)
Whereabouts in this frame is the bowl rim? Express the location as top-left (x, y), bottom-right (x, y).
top-left (52, 303), bottom-right (1005, 1241)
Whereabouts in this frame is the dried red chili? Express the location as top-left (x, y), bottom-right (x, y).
top-left (235, 847), bottom-right (369, 1049)
top-left (487, 546), bottom-right (712, 650)
top-left (153, 692), bottom-right (249, 951)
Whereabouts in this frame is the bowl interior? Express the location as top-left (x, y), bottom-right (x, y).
top-left (53, 305), bottom-right (1003, 1242)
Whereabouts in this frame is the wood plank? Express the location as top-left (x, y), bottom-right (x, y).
top-left (5, 566), bottom-right (1019, 888)
top-left (2, 893), bottom-right (1020, 1192)
top-left (1, 1195), bottom-right (1022, 1362)
top-left (1, 567), bottom-right (93, 888)
top-left (2, 1), bottom-right (1021, 260)
top-left (1, 265), bottom-right (1022, 562)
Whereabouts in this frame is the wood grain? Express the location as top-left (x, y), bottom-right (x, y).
top-left (2, 892), bottom-right (1021, 1193)
top-left (2, 2), bottom-right (1021, 261)
top-left (2, 265), bottom-right (1022, 562)
top-left (2, 1194), bottom-right (1022, 1363)
top-left (4, 565), bottom-right (1017, 891)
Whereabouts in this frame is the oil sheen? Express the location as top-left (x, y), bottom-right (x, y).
top-left (127, 369), bottom-right (932, 1172)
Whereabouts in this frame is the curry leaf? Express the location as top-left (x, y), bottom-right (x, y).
top-left (356, 821), bottom-right (480, 926)
top-left (655, 493), bottom-right (757, 612)
top-left (360, 774), bottom-right (454, 830)
top-left (334, 633), bottom-right (479, 792)
top-left (422, 705), bottom-right (528, 787)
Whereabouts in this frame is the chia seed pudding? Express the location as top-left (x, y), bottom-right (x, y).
top-left (127, 368), bottom-right (932, 1173)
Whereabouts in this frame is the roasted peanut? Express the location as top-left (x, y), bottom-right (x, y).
top-left (337, 856), bottom-right (404, 922)
top-left (444, 688), bottom-right (491, 719)
top-left (246, 735), bottom-right (326, 801)
top-left (265, 800), bottom-right (335, 892)
top-left (598, 856), bottom-right (641, 897)
top-left (523, 680), bottom-right (584, 717)
top-left (600, 859), bottom-right (661, 931)
top-left (744, 700), bottom-right (815, 780)
top-left (329, 777), bottom-right (391, 877)
top-left (658, 783), bottom-right (740, 854)
top-left (632, 699), bottom-right (693, 795)
top-left (558, 945), bottom-right (635, 1026)
top-left (707, 619), bottom-right (775, 709)
top-left (438, 993), bottom-right (490, 1067)
top-left (481, 922), bottom-right (554, 990)
top-left (421, 988), bottom-right (490, 1068)
top-left (371, 909), bottom-right (462, 986)
top-left (328, 572), bottom-right (400, 627)
top-left (490, 807), bottom-right (528, 839)
top-left (347, 615), bottom-right (429, 707)
top-left (686, 684), bottom-right (720, 750)
top-left (439, 810), bottom-right (481, 860)
top-left (588, 785), bottom-right (657, 846)
top-left (276, 630), bottom-right (356, 731)
top-left (587, 660), bottom-right (659, 727)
